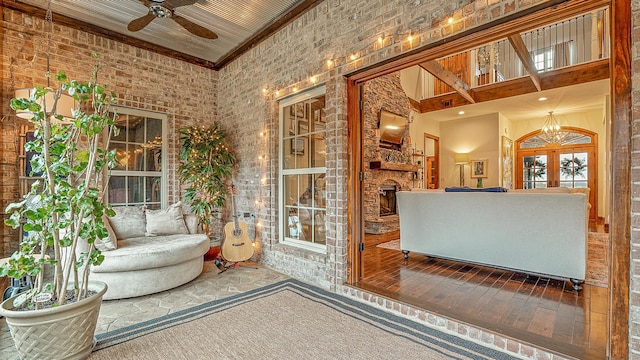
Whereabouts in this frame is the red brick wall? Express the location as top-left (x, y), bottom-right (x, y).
top-left (0, 8), bottom-right (218, 257)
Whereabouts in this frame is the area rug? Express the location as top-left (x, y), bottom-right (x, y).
top-left (91, 279), bottom-right (516, 359)
top-left (377, 232), bottom-right (609, 288)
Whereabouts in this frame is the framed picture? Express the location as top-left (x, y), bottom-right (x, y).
top-left (471, 159), bottom-right (488, 178)
top-left (291, 138), bottom-right (305, 155)
top-left (501, 136), bottom-right (513, 189)
top-left (298, 121), bottom-right (308, 134)
top-left (290, 103), bottom-right (305, 118)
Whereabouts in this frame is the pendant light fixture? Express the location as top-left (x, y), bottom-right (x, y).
top-left (541, 111), bottom-right (563, 143)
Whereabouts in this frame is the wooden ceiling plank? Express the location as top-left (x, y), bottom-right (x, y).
top-left (507, 33), bottom-right (542, 91)
top-left (419, 61), bottom-right (476, 104)
top-left (418, 59), bottom-right (609, 113)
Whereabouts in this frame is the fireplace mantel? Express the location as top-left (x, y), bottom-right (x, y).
top-left (369, 161), bottom-right (420, 172)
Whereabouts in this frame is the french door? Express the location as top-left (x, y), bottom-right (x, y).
top-left (515, 127), bottom-right (597, 220)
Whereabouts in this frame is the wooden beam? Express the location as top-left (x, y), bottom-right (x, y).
top-left (609, 0), bottom-right (631, 357)
top-left (408, 97), bottom-right (422, 112)
top-left (508, 33), bottom-right (542, 91)
top-left (419, 61), bottom-right (476, 103)
top-left (349, 0), bottom-right (609, 84)
top-left (216, 0), bottom-right (324, 69)
top-left (418, 60), bottom-right (609, 113)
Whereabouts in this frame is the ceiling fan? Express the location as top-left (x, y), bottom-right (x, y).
top-left (128, 0), bottom-right (218, 39)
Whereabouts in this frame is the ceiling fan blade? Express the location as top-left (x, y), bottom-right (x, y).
top-left (165, 0), bottom-right (199, 8)
top-left (127, 13), bottom-right (157, 32)
top-left (172, 14), bottom-right (218, 39)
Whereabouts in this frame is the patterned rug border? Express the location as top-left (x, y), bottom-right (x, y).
top-left (94, 279), bottom-right (518, 359)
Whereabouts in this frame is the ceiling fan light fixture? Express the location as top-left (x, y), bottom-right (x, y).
top-left (149, 4), bottom-right (172, 18)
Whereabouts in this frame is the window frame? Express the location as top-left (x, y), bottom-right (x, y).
top-left (108, 106), bottom-right (168, 209)
top-left (278, 86), bottom-right (327, 253)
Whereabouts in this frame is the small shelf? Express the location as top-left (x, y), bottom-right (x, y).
top-left (369, 161), bottom-right (420, 172)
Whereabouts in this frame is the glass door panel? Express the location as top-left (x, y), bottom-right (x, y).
top-left (522, 154), bottom-right (548, 188)
top-left (559, 151), bottom-right (589, 188)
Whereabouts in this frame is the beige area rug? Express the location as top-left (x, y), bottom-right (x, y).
top-left (91, 279), bottom-right (518, 360)
top-left (377, 232), bottom-right (609, 288)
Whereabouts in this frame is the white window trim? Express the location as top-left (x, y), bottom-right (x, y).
top-left (278, 85), bottom-right (326, 253)
top-left (110, 106), bottom-right (168, 208)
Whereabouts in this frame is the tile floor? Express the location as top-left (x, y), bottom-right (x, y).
top-left (0, 262), bottom-right (290, 359)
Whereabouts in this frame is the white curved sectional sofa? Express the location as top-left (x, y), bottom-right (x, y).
top-left (397, 188), bottom-right (588, 289)
top-left (82, 203), bottom-right (209, 300)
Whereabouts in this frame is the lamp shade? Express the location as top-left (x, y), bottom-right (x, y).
top-left (454, 153), bottom-right (469, 164)
top-left (14, 87), bottom-right (75, 121)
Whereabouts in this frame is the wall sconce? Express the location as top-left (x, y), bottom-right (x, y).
top-left (454, 153), bottom-right (469, 186)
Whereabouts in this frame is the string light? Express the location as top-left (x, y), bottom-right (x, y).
top-left (260, 10), bottom-right (462, 98)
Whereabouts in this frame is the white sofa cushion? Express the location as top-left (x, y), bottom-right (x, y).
top-left (508, 187), bottom-right (571, 193)
top-left (94, 215), bottom-right (118, 251)
top-left (145, 202), bottom-right (189, 236)
top-left (92, 234), bottom-right (209, 273)
top-left (108, 206), bottom-right (146, 239)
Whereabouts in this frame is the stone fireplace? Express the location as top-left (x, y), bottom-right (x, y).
top-left (379, 185), bottom-right (397, 217)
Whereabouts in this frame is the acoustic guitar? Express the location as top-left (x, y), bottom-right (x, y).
top-left (222, 184), bottom-right (254, 263)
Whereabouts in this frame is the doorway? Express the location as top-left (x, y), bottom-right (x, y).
top-left (347, 0), bottom-right (628, 358)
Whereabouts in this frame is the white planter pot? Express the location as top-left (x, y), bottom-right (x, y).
top-left (0, 280), bottom-right (107, 360)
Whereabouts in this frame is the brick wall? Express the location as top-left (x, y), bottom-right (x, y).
top-left (0, 8), bottom-right (219, 258)
top-left (218, 0), bottom-right (553, 291)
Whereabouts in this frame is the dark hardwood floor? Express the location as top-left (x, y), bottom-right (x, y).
top-left (356, 228), bottom-right (608, 360)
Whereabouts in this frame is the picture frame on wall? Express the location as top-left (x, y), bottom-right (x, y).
top-left (501, 136), bottom-right (514, 189)
top-left (290, 103), bottom-right (305, 118)
top-left (291, 138), bottom-right (305, 155)
top-left (471, 159), bottom-right (488, 178)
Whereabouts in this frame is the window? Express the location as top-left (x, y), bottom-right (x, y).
top-left (279, 86), bottom-right (326, 252)
top-left (108, 107), bottom-right (167, 209)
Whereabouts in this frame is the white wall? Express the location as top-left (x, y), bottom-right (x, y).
top-left (440, 114), bottom-right (500, 188)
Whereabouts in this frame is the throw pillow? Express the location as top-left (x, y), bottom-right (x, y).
top-left (145, 201), bottom-right (189, 236)
top-left (183, 214), bottom-right (199, 235)
top-left (108, 206), bottom-right (147, 240)
top-left (94, 214), bottom-right (118, 251)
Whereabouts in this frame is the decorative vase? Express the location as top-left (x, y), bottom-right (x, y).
top-left (0, 281), bottom-right (107, 360)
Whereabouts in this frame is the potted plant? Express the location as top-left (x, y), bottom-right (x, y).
top-left (178, 123), bottom-right (236, 238)
top-left (0, 53), bottom-right (118, 360)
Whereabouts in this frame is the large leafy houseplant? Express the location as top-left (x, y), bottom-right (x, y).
top-left (178, 123), bottom-right (235, 231)
top-left (1, 53), bottom-right (118, 309)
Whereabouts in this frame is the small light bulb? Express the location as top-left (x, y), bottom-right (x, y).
top-left (408, 35), bottom-right (413, 42)
top-left (378, 36), bottom-right (383, 44)
top-left (309, 75), bottom-right (317, 83)
top-left (350, 54), bottom-right (357, 61)
top-left (326, 59), bottom-right (333, 67)
top-left (448, 17), bottom-right (454, 24)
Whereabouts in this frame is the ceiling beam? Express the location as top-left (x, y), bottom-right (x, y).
top-left (418, 59), bottom-right (609, 113)
top-left (419, 61), bottom-right (476, 104)
top-left (508, 34), bottom-right (542, 91)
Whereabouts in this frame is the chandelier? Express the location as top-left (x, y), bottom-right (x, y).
top-left (540, 111), bottom-right (563, 144)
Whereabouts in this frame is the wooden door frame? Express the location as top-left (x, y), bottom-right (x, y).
top-left (347, 0), bottom-right (629, 358)
top-left (424, 133), bottom-right (439, 189)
